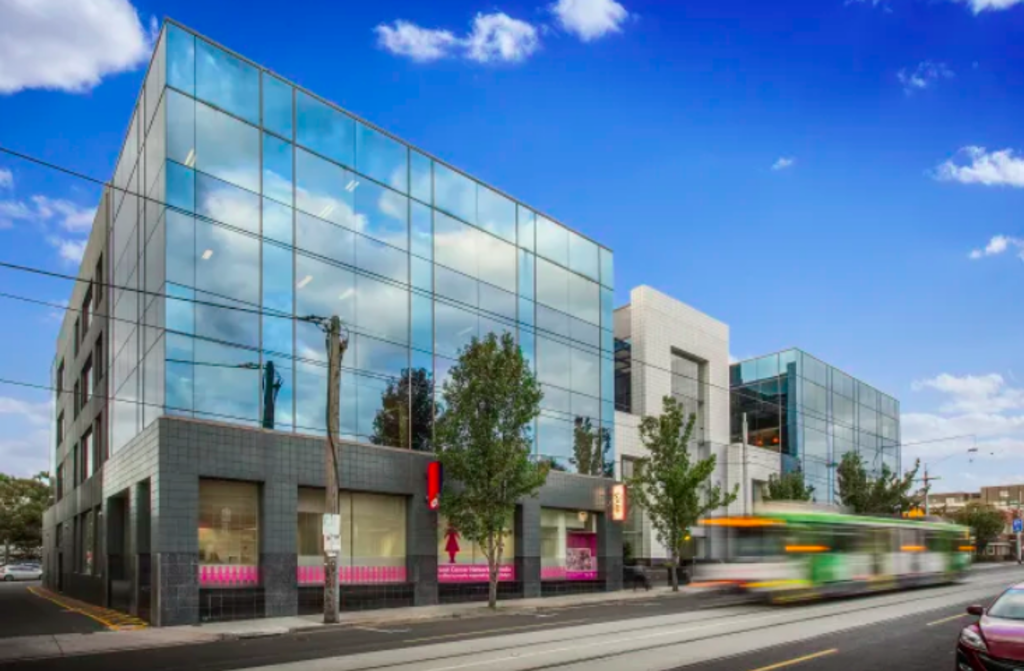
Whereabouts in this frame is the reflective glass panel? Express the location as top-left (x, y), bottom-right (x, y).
top-left (410, 201), bottom-right (432, 260)
top-left (355, 122), bottom-right (408, 193)
top-left (517, 206), bottom-right (535, 251)
top-left (571, 347), bottom-right (599, 394)
top-left (165, 211), bottom-right (195, 287)
top-left (357, 275), bottom-right (407, 344)
top-left (599, 247), bottom-right (613, 289)
top-left (410, 151), bottom-right (431, 204)
top-left (756, 354), bottom-right (779, 380)
top-left (434, 211), bottom-right (476, 277)
top-left (356, 234), bottom-right (407, 283)
top-left (353, 180), bottom-right (408, 250)
top-left (536, 216), bottom-right (568, 266)
top-left (520, 326), bottom-right (536, 373)
top-left (478, 231), bottom-right (516, 292)
top-left (195, 99), bottom-right (262, 190)
top-left (411, 256), bottom-right (432, 291)
top-left (294, 361), bottom-right (326, 433)
top-left (518, 250), bottom-right (535, 300)
top-left (519, 297), bottom-right (535, 328)
top-left (568, 232), bottom-right (599, 281)
top-left (568, 273), bottom-right (599, 325)
top-left (193, 340), bottom-right (260, 424)
top-left (600, 287), bottom-right (613, 331)
top-left (165, 89), bottom-right (194, 166)
top-left (537, 304), bottom-right (569, 339)
top-left (166, 24), bottom-right (195, 95)
top-left (194, 218), bottom-right (259, 306)
top-left (294, 255), bottom-right (355, 356)
top-left (411, 292), bottom-right (432, 351)
top-left (536, 258), bottom-right (569, 313)
top-left (537, 336), bottom-right (571, 388)
top-left (433, 163), bottom-right (475, 224)
top-left (263, 133), bottom-right (293, 206)
top-left (195, 39), bottom-right (259, 125)
top-left (295, 211), bottom-right (354, 266)
top-left (477, 186), bottom-right (515, 242)
top-left (435, 302), bottom-right (477, 358)
top-left (196, 172), bottom-right (260, 235)
top-left (480, 284), bottom-right (516, 322)
top-left (262, 73), bottom-right (293, 139)
top-left (296, 91), bottom-right (354, 168)
top-left (166, 161), bottom-right (195, 213)
top-left (294, 148), bottom-right (353, 228)
top-left (262, 198), bottom-right (292, 246)
top-left (435, 266), bottom-right (477, 307)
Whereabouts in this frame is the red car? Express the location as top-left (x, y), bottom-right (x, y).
top-left (958, 583), bottom-right (1024, 671)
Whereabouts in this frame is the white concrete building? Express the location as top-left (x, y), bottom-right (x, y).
top-left (612, 286), bottom-right (777, 563)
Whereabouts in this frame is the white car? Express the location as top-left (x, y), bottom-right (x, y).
top-left (0, 564), bottom-right (43, 581)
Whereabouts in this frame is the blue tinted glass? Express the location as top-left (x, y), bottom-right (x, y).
top-left (356, 335), bottom-right (407, 379)
top-left (196, 172), bottom-right (260, 235)
top-left (294, 254), bottom-right (356, 341)
top-left (537, 336), bottom-right (570, 388)
top-left (541, 385), bottom-right (572, 414)
top-left (262, 73), bottom-right (293, 139)
top-left (573, 393), bottom-right (600, 422)
top-left (262, 242), bottom-right (293, 314)
top-left (166, 284), bottom-right (195, 336)
top-left (568, 273), bottom-right (600, 325)
top-left (195, 101), bottom-right (260, 192)
top-left (434, 211), bottom-right (476, 277)
top-left (294, 148), bottom-right (353, 228)
top-left (356, 122), bottom-right (408, 193)
top-left (519, 327), bottom-right (536, 373)
top-left (356, 234), bottom-right (407, 283)
top-left (518, 250), bottom-right (534, 300)
top-left (537, 304), bottom-right (570, 339)
top-left (263, 133), bottom-right (293, 205)
top-left (477, 186), bottom-right (515, 242)
top-left (410, 151), bottom-right (432, 204)
top-left (433, 163), bottom-right (475, 224)
top-left (193, 340), bottom-right (260, 425)
top-left (757, 354), bottom-right (779, 379)
top-left (166, 360), bottom-right (193, 414)
top-left (411, 292), bottom-right (432, 350)
top-left (165, 211), bottom-right (195, 287)
top-left (518, 297), bottom-right (535, 328)
top-left (536, 216), bottom-right (568, 266)
top-left (568, 232), bottom-right (599, 281)
top-left (571, 318), bottom-right (600, 349)
top-left (538, 414), bottom-right (572, 466)
top-left (571, 347), bottom-right (599, 394)
top-left (434, 266), bottom-right (477, 307)
top-left (165, 89), bottom-right (194, 165)
top-left (195, 220), bottom-right (260, 309)
top-left (518, 206), bottom-right (535, 251)
top-left (296, 91), bottom-right (354, 167)
top-left (435, 302), bottom-right (477, 358)
top-left (600, 287), bottom-right (613, 331)
top-left (599, 247), bottom-right (614, 289)
top-left (480, 284), bottom-right (516, 322)
top-left (354, 180), bottom-right (408, 250)
top-left (411, 256), bottom-right (432, 291)
top-left (295, 211), bottom-right (354, 266)
top-left (410, 201), bottom-right (432, 260)
top-left (294, 361), bottom-right (326, 433)
top-left (166, 24), bottom-right (195, 95)
top-left (600, 328), bottom-right (613, 353)
top-left (477, 231), bottom-right (515, 292)
top-left (536, 258), bottom-right (569, 313)
top-left (600, 355), bottom-right (614, 402)
top-left (166, 161), bottom-right (195, 212)
top-left (262, 198), bottom-right (292, 246)
top-left (356, 275), bottom-right (407, 344)
top-left (195, 39), bottom-right (259, 124)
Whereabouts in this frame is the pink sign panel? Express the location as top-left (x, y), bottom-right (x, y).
top-left (541, 567), bottom-right (599, 581)
top-left (438, 564), bottom-right (515, 583)
top-left (199, 564), bottom-right (259, 587)
top-left (296, 565), bottom-right (407, 585)
top-left (541, 532), bottom-right (598, 581)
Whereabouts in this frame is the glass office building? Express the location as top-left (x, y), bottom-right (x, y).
top-left (730, 349), bottom-right (900, 503)
top-left (109, 22), bottom-right (615, 470)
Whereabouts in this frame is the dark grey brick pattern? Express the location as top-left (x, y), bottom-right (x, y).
top-left (516, 500), bottom-right (542, 597)
top-left (261, 481), bottom-right (297, 617)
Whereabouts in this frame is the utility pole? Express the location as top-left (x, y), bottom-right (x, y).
top-left (322, 316), bottom-right (348, 624)
top-left (917, 464), bottom-right (941, 517)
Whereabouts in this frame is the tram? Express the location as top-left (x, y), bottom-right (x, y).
top-left (694, 502), bottom-right (973, 602)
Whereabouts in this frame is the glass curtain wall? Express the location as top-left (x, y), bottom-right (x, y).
top-left (730, 349), bottom-right (900, 504)
top-left (105, 22), bottom-right (613, 472)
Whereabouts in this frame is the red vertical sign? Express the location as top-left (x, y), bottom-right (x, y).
top-left (427, 461), bottom-right (443, 510)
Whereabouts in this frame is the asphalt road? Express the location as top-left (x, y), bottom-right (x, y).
top-left (3, 566), bottom-right (1023, 671)
top-left (0, 581), bottom-right (106, 638)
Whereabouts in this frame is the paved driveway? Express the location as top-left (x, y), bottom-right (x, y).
top-left (0, 581), bottom-right (105, 637)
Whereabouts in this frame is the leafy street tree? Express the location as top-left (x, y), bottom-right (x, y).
top-left (371, 367), bottom-right (435, 451)
top-left (763, 470), bottom-right (815, 502)
top-left (952, 502), bottom-right (1008, 555)
top-left (836, 452), bottom-right (920, 515)
top-left (626, 396), bottom-right (738, 592)
top-left (0, 472), bottom-right (51, 563)
top-left (571, 417), bottom-right (613, 477)
top-left (434, 332), bottom-right (548, 609)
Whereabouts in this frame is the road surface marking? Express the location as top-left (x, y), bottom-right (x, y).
top-left (404, 618), bottom-right (590, 644)
top-left (746, 649), bottom-right (839, 671)
top-left (356, 626), bottom-right (410, 634)
top-left (926, 613), bottom-right (969, 627)
top-left (27, 586), bottom-right (147, 630)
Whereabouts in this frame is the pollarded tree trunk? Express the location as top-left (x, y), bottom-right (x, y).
top-left (487, 534), bottom-right (500, 610)
top-left (670, 549), bottom-right (680, 592)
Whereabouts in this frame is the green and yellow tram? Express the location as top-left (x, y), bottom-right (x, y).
top-left (695, 503), bottom-right (973, 602)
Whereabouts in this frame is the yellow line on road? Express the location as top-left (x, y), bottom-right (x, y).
top-left (746, 648), bottom-right (839, 671)
top-left (402, 618), bottom-right (591, 644)
top-left (27, 586), bottom-right (147, 630)
top-left (927, 613), bottom-right (969, 627)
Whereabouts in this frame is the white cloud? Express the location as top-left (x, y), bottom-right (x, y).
top-left (464, 13), bottom-right (539, 63)
top-left (934, 146), bottom-right (1024, 187)
top-left (550, 0), bottom-right (630, 42)
top-left (0, 0), bottom-right (153, 94)
top-left (897, 61), bottom-right (953, 95)
top-left (376, 12), bottom-right (539, 64)
top-left (969, 235), bottom-right (1024, 260)
top-left (0, 396), bottom-right (51, 426)
top-left (956, 0), bottom-right (1024, 13)
top-left (912, 373), bottom-right (1024, 414)
top-left (48, 236), bottom-right (88, 263)
top-left (0, 168), bottom-right (12, 189)
top-left (0, 193), bottom-right (95, 231)
top-left (374, 20), bottom-right (459, 62)
top-left (772, 157), bottom-right (795, 171)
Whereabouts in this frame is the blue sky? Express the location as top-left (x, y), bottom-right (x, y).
top-left (0, 0), bottom-right (1022, 493)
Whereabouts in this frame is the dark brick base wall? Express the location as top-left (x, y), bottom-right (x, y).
top-left (438, 581), bottom-right (523, 604)
top-left (200, 588), bottom-right (265, 622)
top-left (296, 584), bottom-right (415, 615)
top-left (541, 580), bottom-right (605, 597)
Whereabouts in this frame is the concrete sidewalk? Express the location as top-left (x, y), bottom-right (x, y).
top-left (0, 584), bottom-right (699, 663)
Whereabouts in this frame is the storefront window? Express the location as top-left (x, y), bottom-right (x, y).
top-left (198, 480), bottom-right (259, 586)
top-left (437, 515), bottom-right (515, 583)
top-left (297, 488), bottom-right (407, 584)
top-left (540, 508), bottom-right (598, 581)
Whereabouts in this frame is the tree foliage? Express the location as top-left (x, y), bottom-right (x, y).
top-left (836, 452), bottom-right (920, 515)
top-left (626, 396), bottom-right (738, 591)
top-left (0, 472), bottom-right (51, 561)
top-left (763, 470), bottom-right (815, 502)
top-left (434, 332), bottom-right (548, 609)
top-left (952, 502), bottom-right (1007, 554)
top-left (371, 367), bottom-right (434, 451)
top-left (571, 417), bottom-right (613, 478)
